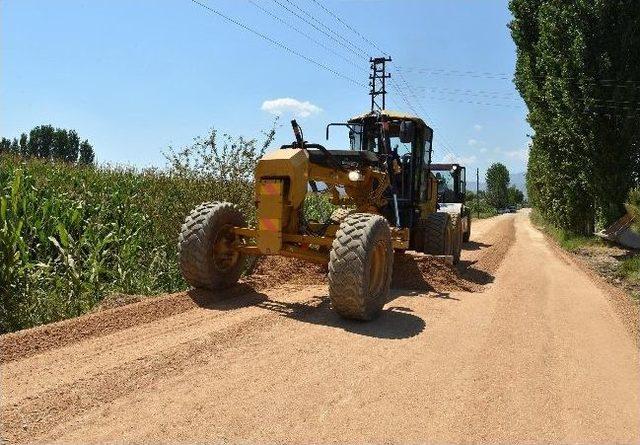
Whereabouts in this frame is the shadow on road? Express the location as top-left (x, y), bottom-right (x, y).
top-left (463, 241), bottom-right (492, 251)
top-left (457, 259), bottom-right (495, 286)
top-left (187, 287), bottom-right (426, 340)
top-left (390, 288), bottom-right (461, 301)
top-left (393, 252), bottom-right (496, 292)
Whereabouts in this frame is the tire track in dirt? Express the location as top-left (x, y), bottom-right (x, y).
top-left (0, 285), bottom-right (251, 363)
top-left (2, 288), bottom-right (327, 444)
top-left (5, 289), bottom-right (273, 405)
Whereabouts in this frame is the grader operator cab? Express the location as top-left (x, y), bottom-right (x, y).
top-left (431, 163), bottom-right (472, 242)
top-left (179, 62), bottom-right (462, 320)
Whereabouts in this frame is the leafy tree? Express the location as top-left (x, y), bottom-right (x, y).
top-left (626, 187), bottom-right (640, 233)
top-left (52, 128), bottom-right (69, 161)
top-left (510, 1), bottom-right (640, 234)
top-left (65, 130), bottom-right (81, 163)
top-left (0, 138), bottom-right (10, 153)
top-left (2, 126), bottom-right (95, 165)
top-left (164, 118), bottom-right (277, 183)
top-left (0, 138), bottom-right (20, 155)
top-left (486, 163), bottom-right (510, 209)
top-left (19, 133), bottom-right (28, 156)
top-left (507, 186), bottom-right (525, 206)
top-left (79, 140), bottom-right (95, 165)
top-left (466, 190), bottom-right (476, 201)
top-left (29, 125), bottom-right (55, 158)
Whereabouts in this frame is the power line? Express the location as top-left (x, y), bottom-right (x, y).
top-left (409, 85), bottom-right (640, 111)
top-left (270, 0), bottom-right (368, 60)
top-left (411, 93), bottom-right (525, 110)
top-left (246, 0), bottom-right (362, 69)
top-left (411, 91), bottom-right (640, 118)
top-left (411, 85), bottom-right (521, 101)
top-left (394, 73), bottom-right (460, 160)
top-left (397, 65), bottom-right (640, 87)
top-left (189, 0), bottom-right (365, 88)
top-left (389, 80), bottom-right (459, 160)
top-left (398, 66), bottom-right (512, 81)
top-left (190, 0), bottom-right (474, 153)
top-left (308, 0), bottom-right (389, 56)
top-left (283, 0), bottom-right (370, 58)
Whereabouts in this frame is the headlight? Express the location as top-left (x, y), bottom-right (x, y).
top-left (348, 170), bottom-right (363, 182)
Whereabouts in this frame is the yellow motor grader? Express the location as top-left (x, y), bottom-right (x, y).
top-left (178, 110), bottom-right (462, 320)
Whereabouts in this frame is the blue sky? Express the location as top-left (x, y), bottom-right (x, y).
top-left (1, 0), bottom-right (531, 175)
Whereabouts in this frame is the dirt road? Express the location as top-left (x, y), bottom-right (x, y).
top-left (2, 211), bottom-right (639, 444)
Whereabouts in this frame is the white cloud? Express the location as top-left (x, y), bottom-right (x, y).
top-left (503, 148), bottom-right (530, 162)
top-left (479, 147), bottom-right (488, 153)
top-left (473, 124), bottom-right (483, 131)
top-left (467, 138), bottom-right (478, 146)
top-left (261, 97), bottom-right (322, 118)
top-left (490, 146), bottom-right (530, 163)
top-left (442, 153), bottom-right (477, 165)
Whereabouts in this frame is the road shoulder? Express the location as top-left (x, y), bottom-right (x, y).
top-left (531, 215), bottom-right (640, 348)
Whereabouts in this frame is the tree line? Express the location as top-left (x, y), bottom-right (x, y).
top-left (509, 1), bottom-right (640, 234)
top-left (485, 162), bottom-right (525, 209)
top-left (1, 125), bottom-right (95, 165)
top-left (466, 162), bottom-right (525, 217)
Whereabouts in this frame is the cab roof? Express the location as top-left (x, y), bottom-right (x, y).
top-left (348, 109), bottom-right (428, 129)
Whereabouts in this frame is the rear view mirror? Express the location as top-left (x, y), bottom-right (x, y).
top-left (399, 121), bottom-right (414, 143)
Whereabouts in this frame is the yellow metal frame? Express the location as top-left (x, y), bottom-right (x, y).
top-left (233, 226), bottom-right (409, 264)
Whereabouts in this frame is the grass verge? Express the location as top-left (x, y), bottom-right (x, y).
top-left (529, 209), bottom-right (602, 251)
top-left (530, 208), bottom-right (639, 301)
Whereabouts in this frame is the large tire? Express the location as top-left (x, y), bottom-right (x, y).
top-left (450, 214), bottom-right (463, 264)
top-left (178, 201), bottom-right (246, 290)
top-left (410, 218), bottom-right (427, 253)
top-left (463, 215), bottom-right (471, 242)
top-left (424, 212), bottom-right (453, 257)
top-left (328, 213), bottom-right (393, 320)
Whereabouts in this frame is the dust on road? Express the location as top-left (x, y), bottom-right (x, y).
top-left (2, 212), bottom-right (638, 444)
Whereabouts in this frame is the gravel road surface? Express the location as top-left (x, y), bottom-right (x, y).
top-left (2, 211), bottom-right (638, 444)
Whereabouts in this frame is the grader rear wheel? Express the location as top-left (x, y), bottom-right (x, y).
top-left (328, 213), bottom-right (393, 320)
top-left (424, 212), bottom-right (454, 257)
top-left (178, 202), bottom-right (246, 290)
top-left (450, 214), bottom-right (463, 264)
top-left (463, 215), bottom-right (472, 242)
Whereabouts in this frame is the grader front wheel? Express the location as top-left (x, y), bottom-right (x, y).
top-left (328, 213), bottom-right (394, 320)
top-left (178, 202), bottom-right (246, 290)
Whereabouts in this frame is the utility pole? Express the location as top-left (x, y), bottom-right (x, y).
top-left (476, 168), bottom-right (480, 219)
top-left (369, 57), bottom-right (392, 112)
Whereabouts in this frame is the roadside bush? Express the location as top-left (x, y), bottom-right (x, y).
top-left (466, 191), bottom-right (498, 219)
top-left (617, 255), bottom-right (640, 285)
top-left (529, 208), bottom-right (601, 251)
top-left (625, 187), bottom-right (640, 233)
